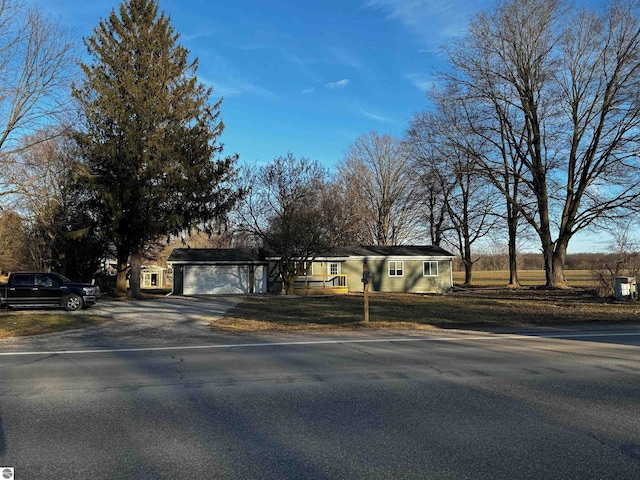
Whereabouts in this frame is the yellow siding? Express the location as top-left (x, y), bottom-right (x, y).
top-left (343, 259), bottom-right (452, 293)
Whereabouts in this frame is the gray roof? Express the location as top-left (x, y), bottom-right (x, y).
top-left (167, 248), bottom-right (265, 264)
top-left (337, 245), bottom-right (455, 258)
top-left (168, 245), bottom-right (455, 264)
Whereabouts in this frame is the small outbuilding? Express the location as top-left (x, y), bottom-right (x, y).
top-left (141, 265), bottom-right (170, 289)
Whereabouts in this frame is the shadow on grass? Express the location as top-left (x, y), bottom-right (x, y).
top-left (219, 290), bottom-right (640, 332)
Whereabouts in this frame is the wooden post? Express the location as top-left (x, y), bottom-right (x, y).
top-left (363, 280), bottom-right (370, 323)
top-left (363, 259), bottom-right (370, 323)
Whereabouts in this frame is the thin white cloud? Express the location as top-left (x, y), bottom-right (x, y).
top-left (325, 79), bottom-right (351, 89)
top-left (364, 0), bottom-right (487, 51)
top-left (180, 28), bottom-right (219, 43)
top-left (202, 76), bottom-right (275, 100)
top-left (406, 73), bottom-right (436, 92)
top-left (361, 110), bottom-right (393, 123)
top-left (196, 50), bottom-right (276, 100)
top-left (300, 88), bottom-right (315, 95)
top-left (365, 0), bottom-right (438, 25)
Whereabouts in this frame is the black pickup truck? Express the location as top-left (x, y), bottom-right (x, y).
top-left (0, 272), bottom-right (100, 311)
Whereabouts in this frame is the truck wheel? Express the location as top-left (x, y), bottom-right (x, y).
top-left (63, 293), bottom-right (83, 311)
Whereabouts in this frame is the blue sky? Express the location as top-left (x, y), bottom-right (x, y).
top-left (43, 0), bottom-right (610, 252)
top-left (45, 0), bottom-right (488, 168)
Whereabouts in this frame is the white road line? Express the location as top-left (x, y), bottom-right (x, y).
top-left (537, 332), bottom-right (640, 339)
top-left (0, 331), bottom-right (638, 356)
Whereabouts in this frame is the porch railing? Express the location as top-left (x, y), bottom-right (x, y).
top-left (294, 274), bottom-right (348, 293)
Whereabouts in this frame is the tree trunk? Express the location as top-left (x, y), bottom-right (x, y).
top-left (115, 244), bottom-right (129, 296)
top-left (280, 259), bottom-right (297, 295)
top-left (115, 261), bottom-right (128, 295)
top-left (541, 238), bottom-right (555, 288)
top-left (284, 274), bottom-right (296, 295)
top-left (463, 258), bottom-right (473, 286)
top-left (535, 177), bottom-right (557, 288)
top-left (462, 233), bottom-right (473, 286)
top-left (552, 239), bottom-right (569, 289)
top-left (507, 244), bottom-right (519, 288)
top-left (129, 250), bottom-right (142, 299)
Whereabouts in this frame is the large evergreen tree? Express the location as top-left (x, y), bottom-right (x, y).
top-left (72, 0), bottom-right (240, 296)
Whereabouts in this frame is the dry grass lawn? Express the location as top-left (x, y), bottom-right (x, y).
top-left (0, 311), bottom-right (108, 338)
top-left (218, 287), bottom-right (640, 333)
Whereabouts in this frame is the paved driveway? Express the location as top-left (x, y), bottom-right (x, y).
top-left (0, 295), bottom-right (243, 352)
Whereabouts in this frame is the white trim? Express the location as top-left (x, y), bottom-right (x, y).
top-left (388, 260), bottom-right (404, 277)
top-left (265, 255), bottom-right (455, 261)
top-left (168, 261), bottom-right (267, 264)
top-left (423, 261), bottom-right (439, 277)
top-left (344, 255), bottom-right (455, 261)
top-left (307, 257), bottom-right (350, 262)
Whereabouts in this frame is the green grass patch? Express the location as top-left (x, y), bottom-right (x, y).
top-left (219, 289), bottom-right (640, 332)
top-left (0, 311), bottom-right (109, 338)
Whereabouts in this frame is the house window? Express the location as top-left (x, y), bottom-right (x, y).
top-left (423, 261), bottom-right (439, 277)
top-left (328, 262), bottom-right (340, 275)
top-left (142, 270), bottom-right (162, 287)
top-left (389, 261), bottom-right (404, 277)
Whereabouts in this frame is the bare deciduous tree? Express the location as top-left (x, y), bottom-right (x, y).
top-left (445, 0), bottom-right (640, 288)
top-left (319, 177), bottom-right (371, 247)
top-left (3, 127), bottom-right (107, 278)
top-left (6, 128), bottom-right (73, 240)
top-left (0, 209), bottom-right (29, 272)
top-left (236, 154), bottom-right (330, 295)
top-left (404, 114), bottom-right (452, 248)
top-left (338, 132), bottom-right (421, 246)
top-left (407, 104), bottom-right (497, 286)
top-left (0, 0), bottom-right (75, 202)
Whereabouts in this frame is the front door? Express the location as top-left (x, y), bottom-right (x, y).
top-left (327, 262), bottom-right (341, 276)
top-left (7, 273), bottom-right (35, 306)
top-left (33, 273), bottom-right (61, 306)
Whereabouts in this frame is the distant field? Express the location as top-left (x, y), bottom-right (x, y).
top-left (453, 269), bottom-right (595, 288)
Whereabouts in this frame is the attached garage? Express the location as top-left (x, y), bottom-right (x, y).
top-left (168, 249), bottom-right (267, 295)
top-left (183, 265), bottom-right (265, 295)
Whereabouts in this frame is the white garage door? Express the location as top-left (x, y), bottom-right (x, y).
top-left (183, 265), bottom-right (250, 295)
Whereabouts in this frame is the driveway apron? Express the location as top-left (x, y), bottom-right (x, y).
top-left (0, 296), bottom-right (243, 352)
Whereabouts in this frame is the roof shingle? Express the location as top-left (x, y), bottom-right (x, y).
top-left (167, 248), bottom-right (265, 263)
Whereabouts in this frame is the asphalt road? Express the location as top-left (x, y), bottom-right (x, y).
top-left (0, 300), bottom-right (639, 479)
